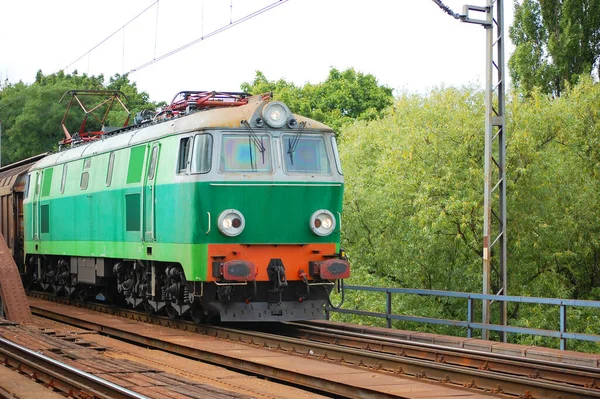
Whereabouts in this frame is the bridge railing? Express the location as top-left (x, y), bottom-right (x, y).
top-left (325, 285), bottom-right (600, 350)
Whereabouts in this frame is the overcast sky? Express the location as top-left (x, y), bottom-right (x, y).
top-left (0, 0), bottom-right (514, 103)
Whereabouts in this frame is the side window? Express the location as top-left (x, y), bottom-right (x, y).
top-left (148, 146), bottom-right (158, 180)
top-left (80, 158), bottom-right (91, 190)
top-left (23, 174), bottom-right (30, 199)
top-left (106, 152), bottom-right (115, 186)
top-left (178, 137), bottom-right (192, 173)
top-left (35, 172), bottom-right (41, 195)
top-left (192, 134), bottom-right (212, 173)
top-left (60, 164), bottom-right (68, 194)
top-left (80, 172), bottom-right (89, 190)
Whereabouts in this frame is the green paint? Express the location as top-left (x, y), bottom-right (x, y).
top-left (24, 240), bottom-right (209, 281)
top-left (41, 167), bottom-right (53, 197)
top-left (126, 145), bottom-right (146, 184)
top-left (24, 130), bottom-right (345, 283)
top-left (25, 181), bottom-right (343, 245)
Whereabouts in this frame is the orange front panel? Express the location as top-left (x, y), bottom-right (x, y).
top-left (207, 243), bottom-right (338, 282)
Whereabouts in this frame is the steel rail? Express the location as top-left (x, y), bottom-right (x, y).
top-left (0, 335), bottom-right (149, 399)
top-left (27, 296), bottom-right (400, 399)
top-left (287, 321), bottom-right (600, 389)
top-left (27, 293), bottom-right (600, 399)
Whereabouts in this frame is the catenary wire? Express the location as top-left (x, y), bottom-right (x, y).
top-left (63, 0), bottom-right (159, 72)
top-left (128, 0), bottom-right (289, 73)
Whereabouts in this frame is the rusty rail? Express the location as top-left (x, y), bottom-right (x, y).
top-left (27, 293), bottom-right (600, 399)
top-left (0, 335), bottom-right (149, 399)
top-left (285, 321), bottom-right (600, 394)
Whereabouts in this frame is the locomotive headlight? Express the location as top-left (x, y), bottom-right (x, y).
top-left (262, 102), bottom-right (289, 128)
top-left (310, 210), bottom-right (336, 236)
top-left (218, 209), bottom-right (245, 237)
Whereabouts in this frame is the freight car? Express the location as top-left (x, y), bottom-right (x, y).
top-left (7, 90), bottom-right (349, 322)
top-left (0, 154), bottom-right (47, 270)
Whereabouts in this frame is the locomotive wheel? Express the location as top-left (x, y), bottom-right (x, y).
top-left (48, 284), bottom-right (58, 296)
top-left (143, 301), bottom-right (155, 315)
top-left (165, 303), bottom-right (179, 319)
top-left (76, 287), bottom-right (87, 301)
top-left (190, 303), bottom-right (205, 324)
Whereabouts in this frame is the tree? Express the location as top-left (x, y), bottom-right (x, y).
top-left (0, 71), bottom-right (161, 165)
top-left (338, 81), bottom-right (600, 349)
top-left (509, 0), bottom-right (600, 95)
top-left (241, 67), bottom-right (394, 131)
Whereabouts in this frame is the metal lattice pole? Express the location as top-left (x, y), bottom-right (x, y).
top-left (460, 0), bottom-right (507, 341)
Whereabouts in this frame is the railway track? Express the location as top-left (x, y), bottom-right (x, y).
top-left (284, 320), bottom-right (600, 397)
top-left (0, 329), bottom-right (148, 399)
top-left (26, 292), bottom-right (600, 398)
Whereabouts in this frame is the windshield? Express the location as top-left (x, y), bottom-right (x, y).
top-left (282, 135), bottom-right (331, 174)
top-left (220, 134), bottom-right (271, 173)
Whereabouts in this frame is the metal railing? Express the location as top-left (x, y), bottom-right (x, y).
top-left (325, 285), bottom-right (600, 350)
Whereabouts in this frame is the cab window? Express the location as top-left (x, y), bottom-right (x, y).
top-left (281, 135), bottom-right (331, 174)
top-left (220, 134), bottom-right (271, 173)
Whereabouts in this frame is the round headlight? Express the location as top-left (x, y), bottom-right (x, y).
top-left (309, 210), bottom-right (336, 236)
top-left (262, 102), bottom-right (288, 128)
top-left (218, 209), bottom-right (245, 237)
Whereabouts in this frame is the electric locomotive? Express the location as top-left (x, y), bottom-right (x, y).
top-left (20, 90), bottom-right (349, 322)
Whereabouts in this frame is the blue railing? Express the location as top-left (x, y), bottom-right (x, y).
top-left (325, 285), bottom-right (600, 350)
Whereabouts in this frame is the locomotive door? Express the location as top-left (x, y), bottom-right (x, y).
top-left (143, 142), bottom-right (160, 241)
top-left (31, 171), bottom-right (42, 241)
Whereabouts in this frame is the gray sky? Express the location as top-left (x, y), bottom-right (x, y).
top-left (0, 0), bottom-right (514, 103)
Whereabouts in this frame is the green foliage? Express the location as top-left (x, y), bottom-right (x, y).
top-left (338, 80), bottom-right (600, 350)
top-left (507, 78), bottom-right (600, 303)
top-left (509, 0), bottom-right (600, 95)
top-left (341, 86), bottom-right (485, 294)
top-left (0, 71), bottom-right (161, 165)
top-left (241, 68), bottom-right (394, 132)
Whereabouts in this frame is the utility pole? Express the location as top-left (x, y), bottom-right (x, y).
top-left (460, 0), bottom-right (507, 341)
top-left (432, 0), bottom-right (507, 340)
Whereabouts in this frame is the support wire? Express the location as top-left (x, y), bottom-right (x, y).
top-left (431, 0), bottom-right (462, 19)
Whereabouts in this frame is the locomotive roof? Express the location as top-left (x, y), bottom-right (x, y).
top-left (31, 97), bottom-right (333, 171)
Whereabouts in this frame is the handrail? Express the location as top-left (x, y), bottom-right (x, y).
top-left (326, 285), bottom-right (600, 350)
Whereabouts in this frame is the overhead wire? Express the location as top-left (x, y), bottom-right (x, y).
top-left (63, 0), bottom-right (159, 72)
top-left (128, 0), bottom-right (289, 73)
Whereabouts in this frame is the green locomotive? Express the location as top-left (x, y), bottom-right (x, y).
top-left (21, 90), bottom-right (350, 322)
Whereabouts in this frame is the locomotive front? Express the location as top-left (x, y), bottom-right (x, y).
top-left (184, 96), bottom-right (350, 321)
